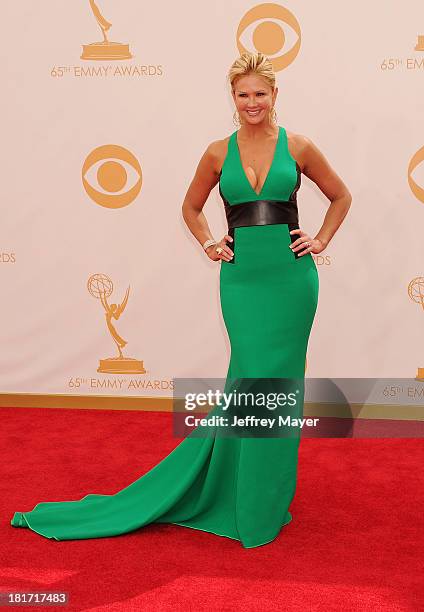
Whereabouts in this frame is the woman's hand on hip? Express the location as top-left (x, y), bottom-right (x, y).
top-left (205, 234), bottom-right (234, 262)
top-left (289, 229), bottom-right (326, 256)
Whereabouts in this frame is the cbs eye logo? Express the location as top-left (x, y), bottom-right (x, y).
top-left (408, 146), bottom-right (424, 204)
top-left (237, 3), bottom-right (301, 71)
top-left (82, 144), bottom-right (142, 208)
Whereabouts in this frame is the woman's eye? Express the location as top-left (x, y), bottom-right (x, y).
top-left (239, 93), bottom-right (265, 97)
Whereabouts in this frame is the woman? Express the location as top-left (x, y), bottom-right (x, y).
top-left (11, 52), bottom-right (351, 548)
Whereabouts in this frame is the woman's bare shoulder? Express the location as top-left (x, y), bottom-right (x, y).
top-left (285, 129), bottom-right (310, 172)
top-left (205, 135), bottom-right (232, 175)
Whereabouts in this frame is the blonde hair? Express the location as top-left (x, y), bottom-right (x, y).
top-left (227, 51), bottom-right (276, 93)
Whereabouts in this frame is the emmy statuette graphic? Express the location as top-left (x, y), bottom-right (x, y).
top-left (81, 0), bottom-right (132, 60)
top-left (415, 34), bottom-right (424, 51)
top-left (88, 273), bottom-right (146, 374)
top-left (407, 277), bottom-right (424, 381)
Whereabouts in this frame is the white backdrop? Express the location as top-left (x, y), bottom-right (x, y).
top-left (1, 1), bottom-right (424, 399)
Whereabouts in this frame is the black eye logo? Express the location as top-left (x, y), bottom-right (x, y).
top-left (237, 3), bottom-right (301, 71)
top-left (82, 144), bottom-right (142, 209)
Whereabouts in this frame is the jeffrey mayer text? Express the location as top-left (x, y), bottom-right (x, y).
top-left (185, 415), bottom-right (320, 428)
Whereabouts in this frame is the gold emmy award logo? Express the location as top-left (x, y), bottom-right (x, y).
top-left (415, 34), bottom-right (424, 51)
top-left (81, 0), bottom-right (132, 60)
top-left (407, 276), bottom-right (424, 381)
top-left (87, 273), bottom-right (146, 374)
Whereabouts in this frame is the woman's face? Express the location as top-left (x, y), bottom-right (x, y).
top-left (232, 73), bottom-right (277, 126)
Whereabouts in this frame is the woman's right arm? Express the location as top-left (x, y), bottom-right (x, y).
top-left (182, 141), bottom-right (233, 262)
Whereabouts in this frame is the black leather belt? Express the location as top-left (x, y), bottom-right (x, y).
top-left (219, 194), bottom-right (301, 264)
top-left (225, 198), bottom-right (299, 229)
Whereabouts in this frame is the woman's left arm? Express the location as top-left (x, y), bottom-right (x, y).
top-left (290, 135), bottom-right (352, 255)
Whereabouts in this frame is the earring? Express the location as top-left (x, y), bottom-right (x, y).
top-left (270, 107), bottom-right (278, 125)
top-left (232, 110), bottom-right (241, 127)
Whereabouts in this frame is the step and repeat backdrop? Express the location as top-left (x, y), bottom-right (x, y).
top-left (1, 1), bottom-right (424, 402)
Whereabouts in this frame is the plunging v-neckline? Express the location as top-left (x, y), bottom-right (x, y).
top-left (235, 126), bottom-right (281, 198)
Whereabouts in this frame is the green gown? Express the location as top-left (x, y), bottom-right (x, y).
top-left (10, 125), bottom-right (319, 548)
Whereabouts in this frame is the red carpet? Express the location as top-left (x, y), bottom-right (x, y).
top-left (1, 406), bottom-right (423, 611)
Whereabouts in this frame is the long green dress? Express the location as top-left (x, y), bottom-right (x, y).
top-left (10, 126), bottom-right (319, 548)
